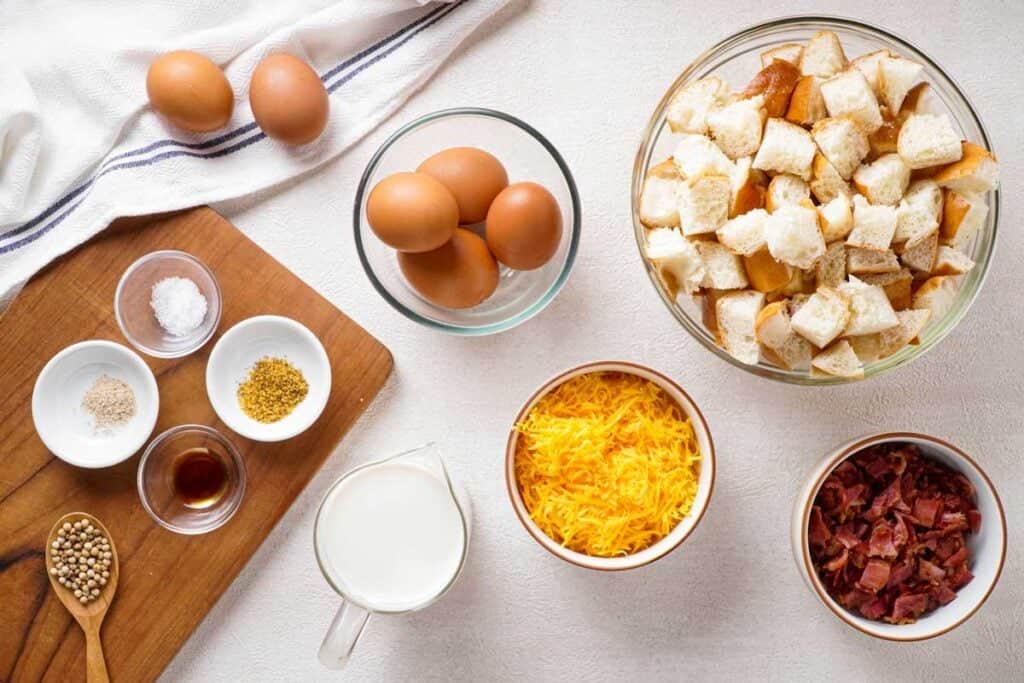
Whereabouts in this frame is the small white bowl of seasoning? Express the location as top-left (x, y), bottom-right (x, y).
top-left (206, 315), bottom-right (331, 442)
top-left (115, 250), bottom-right (222, 358)
top-left (32, 340), bottom-right (160, 468)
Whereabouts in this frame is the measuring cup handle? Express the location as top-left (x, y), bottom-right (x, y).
top-left (319, 599), bottom-right (371, 669)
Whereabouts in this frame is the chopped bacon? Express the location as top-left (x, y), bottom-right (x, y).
top-left (867, 523), bottom-right (898, 559)
top-left (887, 560), bottom-right (914, 589)
top-left (939, 512), bottom-right (968, 533)
top-left (858, 559), bottom-right (891, 593)
top-left (823, 548), bottom-right (849, 572)
top-left (809, 443), bottom-right (979, 625)
top-left (840, 484), bottom-right (866, 520)
top-left (949, 566), bottom-right (974, 590)
top-left (967, 509), bottom-right (982, 534)
top-left (862, 455), bottom-right (892, 480)
top-left (912, 498), bottom-right (942, 528)
top-left (933, 582), bottom-right (958, 605)
top-left (943, 546), bottom-right (968, 569)
top-left (917, 559), bottom-right (946, 583)
top-left (934, 536), bottom-right (961, 561)
top-left (809, 506), bottom-right (832, 548)
top-left (866, 479), bottom-right (908, 521)
top-left (892, 513), bottom-right (910, 547)
top-left (891, 593), bottom-right (929, 622)
top-left (860, 598), bottom-right (888, 620)
top-left (835, 523), bottom-right (862, 549)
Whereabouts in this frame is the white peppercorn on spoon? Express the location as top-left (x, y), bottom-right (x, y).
top-left (46, 512), bottom-right (120, 683)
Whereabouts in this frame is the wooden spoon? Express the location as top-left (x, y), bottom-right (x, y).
top-left (46, 512), bottom-right (120, 683)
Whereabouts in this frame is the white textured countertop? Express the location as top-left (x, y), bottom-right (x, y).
top-left (164, 1), bottom-right (1023, 680)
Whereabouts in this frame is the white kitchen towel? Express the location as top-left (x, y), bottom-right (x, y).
top-left (0, 0), bottom-right (508, 304)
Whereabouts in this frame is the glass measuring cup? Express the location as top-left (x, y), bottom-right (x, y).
top-left (314, 443), bottom-right (471, 669)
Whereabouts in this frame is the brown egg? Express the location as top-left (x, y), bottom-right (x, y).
top-left (398, 228), bottom-right (499, 309)
top-left (485, 182), bottom-right (562, 270)
top-left (249, 54), bottom-right (329, 145)
top-left (146, 51), bottom-right (234, 132)
top-left (366, 172), bottom-right (459, 252)
top-left (416, 147), bottom-right (508, 224)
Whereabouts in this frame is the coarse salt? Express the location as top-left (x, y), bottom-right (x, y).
top-left (150, 276), bottom-right (208, 336)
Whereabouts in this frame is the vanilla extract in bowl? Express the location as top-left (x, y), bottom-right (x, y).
top-left (172, 447), bottom-right (229, 509)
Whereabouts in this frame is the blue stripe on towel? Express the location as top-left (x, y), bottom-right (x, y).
top-left (0, 0), bottom-right (461, 252)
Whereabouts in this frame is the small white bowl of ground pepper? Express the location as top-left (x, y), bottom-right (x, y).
top-left (32, 340), bottom-right (160, 467)
top-left (206, 315), bottom-right (331, 442)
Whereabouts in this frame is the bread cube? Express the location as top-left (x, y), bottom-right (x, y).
top-left (852, 153), bottom-right (911, 206)
top-left (875, 309), bottom-right (931, 358)
top-left (679, 174), bottom-right (731, 236)
top-left (811, 339), bottom-right (864, 379)
top-left (899, 231), bottom-right (938, 272)
top-left (644, 228), bottom-right (705, 296)
top-left (697, 240), bottom-right (748, 289)
top-left (816, 241), bottom-right (847, 288)
top-left (849, 49), bottom-right (892, 95)
top-left (838, 275), bottom-right (899, 336)
top-left (753, 118), bottom-right (817, 180)
top-left (708, 95), bottom-right (767, 159)
top-left (764, 204), bottom-right (826, 269)
top-left (730, 156), bottom-right (767, 217)
top-left (820, 69), bottom-right (883, 133)
top-left (877, 56), bottom-right (923, 113)
top-left (755, 301), bottom-right (813, 370)
top-left (666, 76), bottom-right (731, 134)
top-left (912, 275), bottom-right (959, 320)
top-left (847, 247), bottom-right (901, 275)
top-left (766, 174), bottom-right (811, 212)
top-left (715, 290), bottom-right (766, 364)
top-left (673, 133), bottom-right (735, 179)
top-left (933, 142), bottom-right (999, 194)
top-left (762, 43), bottom-right (804, 68)
top-left (897, 114), bottom-right (963, 169)
top-left (893, 180), bottom-right (942, 244)
top-left (818, 193), bottom-right (854, 243)
top-left (932, 246), bottom-right (975, 276)
top-left (786, 76), bottom-right (828, 126)
top-left (811, 117), bottom-right (870, 179)
top-left (791, 287), bottom-right (850, 347)
top-left (743, 248), bottom-right (792, 293)
top-left (810, 153), bottom-right (852, 204)
top-left (847, 195), bottom-right (897, 250)
top-left (861, 267), bottom-right (913, 310)
top-left (716, 208), bottom-right (769, 256)
top-left (800, 31), bottom-right (848, 78)
top-left (742, 60), bottom-right (802, 118)
top-left (639, 161), bottom-right (683, 228)
top-left (940, 189), bottom-right (988, 249)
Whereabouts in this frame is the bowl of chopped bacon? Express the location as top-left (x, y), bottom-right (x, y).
top-left (792, 433), bottom-right (1006, 640)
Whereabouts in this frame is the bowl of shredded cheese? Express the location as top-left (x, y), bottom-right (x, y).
top-left (506, 361), bottom-right (715, 570)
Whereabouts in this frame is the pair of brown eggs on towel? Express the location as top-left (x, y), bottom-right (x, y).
top-left (146, 50), bottom-right (328, 145)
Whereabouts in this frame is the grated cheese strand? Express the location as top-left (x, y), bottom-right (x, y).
top-left (515, 372), bottom-right (702, 557)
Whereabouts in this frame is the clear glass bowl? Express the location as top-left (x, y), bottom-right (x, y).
top-left (115, 250), bottom-right (223, 358)
top-left (631, 16), bottom-right (999, 385)
top-left (137, 424), bottom-right (246, 535)
top-left (354, 108), bottom-right (581, 335)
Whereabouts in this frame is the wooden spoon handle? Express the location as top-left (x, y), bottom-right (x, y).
top-left (85, 624), bottom-right (110, 683)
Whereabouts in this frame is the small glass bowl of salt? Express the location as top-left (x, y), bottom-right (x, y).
top-left (115, 250), bottom-right (222, 358)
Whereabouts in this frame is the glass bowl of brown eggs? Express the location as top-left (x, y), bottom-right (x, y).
top-left (354, 108), bottom-right (581, 335)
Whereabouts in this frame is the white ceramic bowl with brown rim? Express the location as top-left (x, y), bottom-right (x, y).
top-left (791, 432), bottom-right (1006, 641)
top-left (505, 361), bottom-right (715, 571)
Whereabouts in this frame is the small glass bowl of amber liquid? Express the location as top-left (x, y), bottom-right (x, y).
top-left (137, 424), bottom-right (246, 534)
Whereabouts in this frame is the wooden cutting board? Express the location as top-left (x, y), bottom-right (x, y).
top-left (0, 207), bottom-right (393, 682)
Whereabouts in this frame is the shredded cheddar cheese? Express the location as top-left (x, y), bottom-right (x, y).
top-left (514, 372), bottom-right (702, 557)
